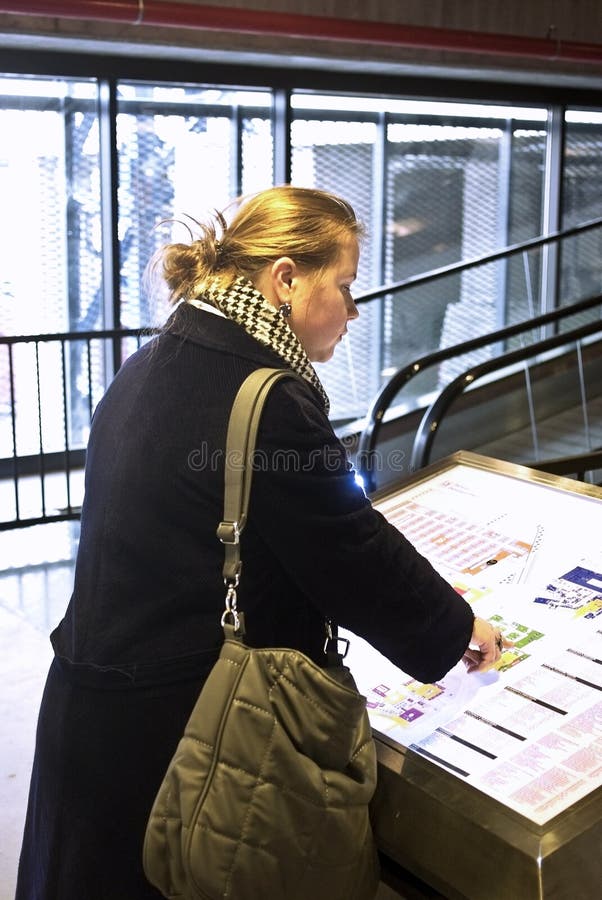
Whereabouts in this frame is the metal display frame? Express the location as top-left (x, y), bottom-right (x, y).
top-left (369, 451), bottom-right (602, 900)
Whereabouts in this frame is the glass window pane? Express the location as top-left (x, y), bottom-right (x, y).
top-left (0, 75), bottom-right (100, 337)
top-left (560, 108), bottom-right (602, 311)
top-left (291, 103), bottom-right (382, 422)
top-left (0, 74), bottom-right (103, 464)
top-left (386, 111), bottom-right (546, 389)
top-left (116, 82), bottom-right (273, 328)
top-left (291, 94), bottom-right (547, 419)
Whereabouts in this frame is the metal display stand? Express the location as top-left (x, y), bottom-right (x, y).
top-left (358, 452), bottom-right (602, 900)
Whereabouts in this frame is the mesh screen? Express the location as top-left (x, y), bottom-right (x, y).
top-left (559, 116), bottom-right (602, 327)
top-left (388, 127), bottom-right (499, 391)
top-left (242, 115), bottom-right (274, 195)
top-left (286, 106), bottom-right (552, 417)
top-left (562, 120), bottom-right (602, 228)
top-left (385, 121), bottom-right (546, 395)
top-left (0, 78), bottom-right (106, 510)
top-left (505, 128), bottom-right (547, 327)
top-left (291, 117), bottom-right (381, 422)
top-left (116, 84), bottom-right (273, 329)
top-left (0, 98), bottom-right (99, 337)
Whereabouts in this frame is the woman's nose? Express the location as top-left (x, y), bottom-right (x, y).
top-left (347, 299), bottom-right (359, 320)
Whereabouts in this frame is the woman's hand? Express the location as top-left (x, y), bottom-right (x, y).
top-left (462, 615), bottom-right (513, 673)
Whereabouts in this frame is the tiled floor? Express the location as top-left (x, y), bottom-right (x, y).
top-left (0, 520), bottom-right (77, 900)
top-left (0, 603), bottom-right (54, 900)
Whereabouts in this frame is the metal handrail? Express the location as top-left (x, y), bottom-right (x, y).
top-left (409, 318), bottom-right (602, 472)
top-left (532, 449), bottom-right (602, 482)
top-left (0, 325), bottom-right (149, 345)
top-left (0, 326), bottom-right (151, 530)
top-left (356, 292), bottom-right (602, 489)
top-left (2, 217), bottom-right (602, 527)
top-left (354, 215), bottom-right (602, 306)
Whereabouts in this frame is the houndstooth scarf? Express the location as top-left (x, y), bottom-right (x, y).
top-left (201, 276), bottom-right (330, 413)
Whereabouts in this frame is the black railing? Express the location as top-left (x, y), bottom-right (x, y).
top-left (409, 316), bottom-right (602, 471)
top-left (2, 215), bottom-right (602, 529)
top-left (532, 450), bottom-right (602, 482)
top-left (356, 291), bottom-right (602, 490)
top-left (354, 213), bottom-right (602, 492)
top-left (354, 215), bottom-right (602, 306)
top-left (0, 327), bottom-right (149, 530)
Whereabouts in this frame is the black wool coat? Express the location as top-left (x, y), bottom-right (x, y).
top-left (16, 302), bottom-right (474, 900)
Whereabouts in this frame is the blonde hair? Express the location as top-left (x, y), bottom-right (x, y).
top-left (149, 185), bottom-right (364, 306)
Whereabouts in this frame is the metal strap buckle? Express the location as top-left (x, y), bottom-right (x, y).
top-left (217, 520), bottom-right (240, 545)
top-left (323, 620), bottom-right (349, 659)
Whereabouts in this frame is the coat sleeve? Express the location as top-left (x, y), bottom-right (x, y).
top-left (248, 377), bottom-right (475, 684)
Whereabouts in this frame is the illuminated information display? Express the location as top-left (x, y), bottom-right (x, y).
top-left (344, 452), bottom-right (602, 899)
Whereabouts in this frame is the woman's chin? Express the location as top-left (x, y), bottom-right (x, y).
top-left (311, 347), bottom-right (336, 364)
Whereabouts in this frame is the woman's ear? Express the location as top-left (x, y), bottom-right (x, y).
top-left (271, 257), bottom-right (296, 300)
top-left (252, 256), bottom-right (297, 310)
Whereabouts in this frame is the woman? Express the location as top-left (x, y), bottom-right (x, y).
top-left (16, 185), bottom-right (502, 899)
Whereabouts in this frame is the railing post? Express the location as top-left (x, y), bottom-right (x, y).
top-left (272, 88), bottom-right (291, 187)
top-left (98, 77), bottom-right (122, 377)
top-left (541, 106), bottom-right (564, 324)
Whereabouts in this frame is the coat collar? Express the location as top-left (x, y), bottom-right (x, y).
top-left (165, 300), bottom-right (288, 370)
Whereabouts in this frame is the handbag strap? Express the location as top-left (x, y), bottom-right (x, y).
top-left (217, 367), bottom-right (304, 634)
top-left (216, 367), bottom-right (347, 663)
top-left (217, 367), bottom-right (298, 590)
